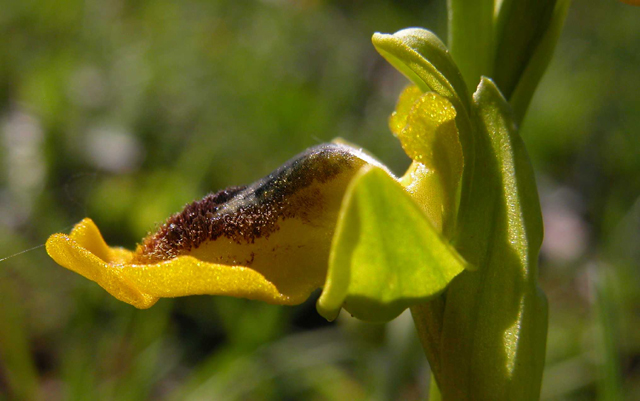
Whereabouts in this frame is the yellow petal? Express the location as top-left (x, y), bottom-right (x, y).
top-left (46, 144), bottom-right (389, 309)
top-left (46, 219), bottom-right (156, 308)
top-left (392, 91), bottom-right (463, 236)
top-left (389, 86), bottom-right (463, 184)
top-left (389, 85), bottom-right (423, 137)
top-left (398, 92), bottom-right (460, 171)
top-left (400, 162), bottom-right (446, 232)
top-left (46, 218), bottom-right (295, 308)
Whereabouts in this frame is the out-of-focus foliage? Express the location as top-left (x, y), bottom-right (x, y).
top-left (0, 1), bottom-right (638, 400)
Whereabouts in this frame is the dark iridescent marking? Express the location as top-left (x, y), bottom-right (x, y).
top-left (134, 143), bottom-right (369, 263)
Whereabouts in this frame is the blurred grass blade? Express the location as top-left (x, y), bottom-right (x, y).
top-left (509, 0), bottom-right (571, 125)
top-left (111, 304), bottom-right (174, 401)
top-left (0, 279), bottom-right (40, 401)
top-left (441, 78), bottom-right (547, 400)
top-left (447, 0), bottom-right (495, 92)
top-left (591, 265), bottom-right (624, 401)
top-left (317, 166), bottom-right (468, 323)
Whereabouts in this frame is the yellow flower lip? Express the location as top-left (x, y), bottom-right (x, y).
top-left (46, 220), bottom-right (156, 308)
top-left (46, 218), bottom-right (294, 308)
top-left (46, 143), bottom-right (386, 308)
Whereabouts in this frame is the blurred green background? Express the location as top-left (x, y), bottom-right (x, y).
top-left (1, 0), bottom-right (639, 400)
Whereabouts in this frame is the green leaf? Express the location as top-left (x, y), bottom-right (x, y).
top-left (509, 0), bottom-right (571, 125)
top-left (493, 0), bottom-right (557, 99)
top-left (317, 166), bottom-right (468, 323)
top-left (372, 28), bottom-right (470, 115)
top-left (447, 0), bottom-right (495, 92)
top-left (440, 77), bottom-right (547, 400)
top-left (493, 0), bottom-right (571, 124)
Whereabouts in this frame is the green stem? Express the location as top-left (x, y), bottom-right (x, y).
top-left (410, 296), bottom-right (445, 390)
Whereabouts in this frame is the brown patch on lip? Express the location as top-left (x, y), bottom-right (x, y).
top-left (134, 144), bottom-right (366, 264)
top-left (134, 186), bottom-right (246, 263)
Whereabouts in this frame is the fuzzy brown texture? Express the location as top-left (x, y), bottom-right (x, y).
top-left (134, 144), bottom-right (362, 264)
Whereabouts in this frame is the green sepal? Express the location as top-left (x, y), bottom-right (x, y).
top-left (440, 77), bottom-right (547, 400)
top-left (317, 166), bottom-right (469, 323)
top-left (372, 28), bottom-right (470, 115)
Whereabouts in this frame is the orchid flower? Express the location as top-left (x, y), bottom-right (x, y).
top-left (47, 0), bottom-right (572, 393)
top-left (46, 58), bottom-right (470, 322)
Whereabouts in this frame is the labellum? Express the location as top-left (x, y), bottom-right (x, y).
top-left (46, 143), bottom-right (389, 308)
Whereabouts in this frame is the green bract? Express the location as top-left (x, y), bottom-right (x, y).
top-left (317, 166), bottom-right (468, 323)
top-left (439, 77), bottom-right (547, 400)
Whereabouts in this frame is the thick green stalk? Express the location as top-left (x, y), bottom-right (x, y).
top-left (410, 297), bottom-right (446, 386)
